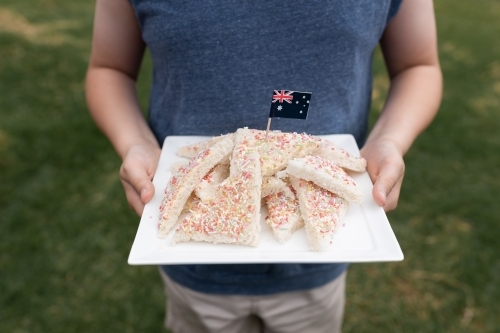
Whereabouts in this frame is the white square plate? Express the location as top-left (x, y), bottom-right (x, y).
top-left (128, 134), bottom-right (404, 265)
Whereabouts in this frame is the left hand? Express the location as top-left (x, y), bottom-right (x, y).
top-left (360, 139), bottom-right (405, 212)
top-left (119, 141), bottom-right (161, 216)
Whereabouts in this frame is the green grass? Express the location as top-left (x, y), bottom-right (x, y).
top-left (1, 0), bottom-right (499, 332)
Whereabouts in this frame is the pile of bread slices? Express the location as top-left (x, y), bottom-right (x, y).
top-left (158, 128), bottom-right (366, 251)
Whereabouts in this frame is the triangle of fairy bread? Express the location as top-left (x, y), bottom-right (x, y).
top-left (278, 155), bottom-right (363, 203)
top-left (172, 128), bottom-right (262, 246)
top-left (289, 176), bottom-right (348, 252)
top-left (158, 136), bottom-right (235, 238)
top-left (249, 129), bottom-right (322, 177)
top-left (265, 180), bottom-right (303, 244)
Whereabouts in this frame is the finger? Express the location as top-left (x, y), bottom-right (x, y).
top-left (122, 181), bottom-right (145, 216)
top-left (365, 161), bottom-right (380, 185)
top-left (140, 181), bottom-right (155, 204)
top-left (372, 160), bottom-right (404, 207)
top-left (361, 148), bottom-right (380, 185)
top-left (383, 175), bottom-right (403, 212)
top-left (120, 161), bottom-right (155, 205)
top-left (142, 159), bottom-right (159, 204)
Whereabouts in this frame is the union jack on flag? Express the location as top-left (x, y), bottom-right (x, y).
top-left (272, 90), bottom-right (294, 104)
top-left (269, 90), bottom-right (312, 120)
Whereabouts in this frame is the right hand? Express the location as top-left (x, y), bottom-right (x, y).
top-left (360, 138), bottom-right (405, 212)
top-left (119, 142), bottom-right (161, 216)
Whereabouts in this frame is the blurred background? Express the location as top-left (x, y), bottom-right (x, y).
top-left (1, 0), bottom-right (499, 332)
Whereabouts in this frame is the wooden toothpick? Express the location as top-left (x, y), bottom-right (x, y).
top-left (265, 117), bottom-right (272, 141)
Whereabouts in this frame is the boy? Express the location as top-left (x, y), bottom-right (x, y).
top-left (85, 0), bottom-right (441, 331)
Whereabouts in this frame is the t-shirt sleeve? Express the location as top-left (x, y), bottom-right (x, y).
top-left (387, 0), bottom-right (404, 24)
top-left (128, 0), bottom-right (147, 32)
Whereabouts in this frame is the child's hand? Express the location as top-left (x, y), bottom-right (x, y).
top-left (119, 142), bottom-right (161, 216)
top-left (360, 139), bottom-right (405, 212)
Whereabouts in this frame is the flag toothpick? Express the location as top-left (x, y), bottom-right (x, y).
top-left (265, 118), bottom-right (272, 141)
top-left (265, 90), bottom-right (312, 140)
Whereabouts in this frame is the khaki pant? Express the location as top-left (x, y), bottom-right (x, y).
top-left (159, 268), bottom-right (346, 333)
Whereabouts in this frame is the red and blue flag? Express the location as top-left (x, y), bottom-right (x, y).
top-left (269, 90), bottom-right (312, 120)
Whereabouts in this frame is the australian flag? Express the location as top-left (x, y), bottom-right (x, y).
top-left (268, 90), bottom-right (312, 120)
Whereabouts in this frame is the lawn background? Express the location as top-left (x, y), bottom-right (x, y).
top-left (1, 0), bottom-right (499, 332)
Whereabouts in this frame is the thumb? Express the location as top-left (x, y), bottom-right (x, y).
top-left (372, 162), bottom-right (403, 207)
top-left (120, 161), bottom-right (156, 204)
top-left (139, 180), bottom-right (155, 204)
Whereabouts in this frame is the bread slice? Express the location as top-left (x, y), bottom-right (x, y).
top-left (172, 128), bottom-right (262, 247)
top-left (261, 176), bottom-right (294, 198)
top-left (277, 155), bottom-right (363, 203)
top-left (158, 136), bottom-right (235, 238)
top-left (248, 129), bottom-right (322, 177)
top-left (315, 139), bottom-right (367, 172)
top-left (194, 163), bottom-right (230, 201)
top-left (265, 182), bottom-right (303, 244)
top-left (289, 176), bottom-right (348, 252)
top-left (177, 133), bottom-right (235, 158)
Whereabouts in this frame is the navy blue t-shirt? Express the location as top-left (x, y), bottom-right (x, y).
top-left (129, 0), bottom-right (402, 295)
